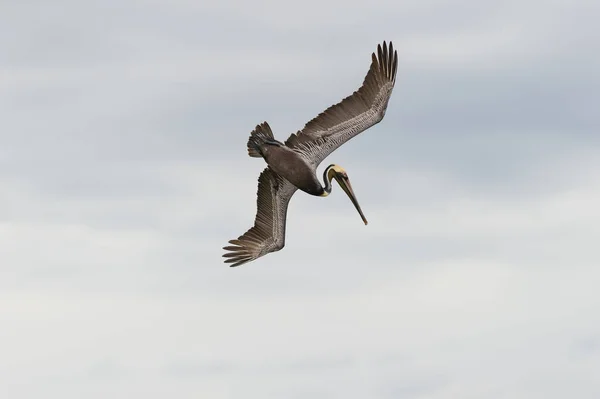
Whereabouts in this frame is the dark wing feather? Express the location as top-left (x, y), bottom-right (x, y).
top-left (285, 41), bottom-right (398, 166)
top-left (223, 168), bottom-right (297, 267)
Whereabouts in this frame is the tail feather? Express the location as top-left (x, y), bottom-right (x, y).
top-left (247, 122), bottom-right (275, 158)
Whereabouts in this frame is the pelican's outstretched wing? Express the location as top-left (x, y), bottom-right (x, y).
top-left (285, 41), bottom-right (398, 167)
top-left (222, 168), bottom-right (297, 267)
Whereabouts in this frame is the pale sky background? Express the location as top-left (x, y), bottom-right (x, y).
top-left (1, 0), bottom-right (599, 398)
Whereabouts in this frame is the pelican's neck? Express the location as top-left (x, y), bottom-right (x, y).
top-left (320, 165), bottom-right (336, 197)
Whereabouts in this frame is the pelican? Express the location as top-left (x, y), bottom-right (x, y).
top-left (223, 41), bottom-right (398, 267)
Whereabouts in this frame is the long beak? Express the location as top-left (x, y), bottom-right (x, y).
top-left (335, 173), bottom-right (368, 225)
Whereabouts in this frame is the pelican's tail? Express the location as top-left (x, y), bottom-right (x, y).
top-left (247, 122), bottom-right (277, 158)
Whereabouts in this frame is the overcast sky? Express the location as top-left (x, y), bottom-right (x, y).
top-left (1, 0), bottom-right (599, 398)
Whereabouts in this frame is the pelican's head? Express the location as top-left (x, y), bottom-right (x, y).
top-left (322, 164), bottom-right (368, 225)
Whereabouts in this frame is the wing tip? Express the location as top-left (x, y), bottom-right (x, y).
top-left (375, 40), bottom-right (398, 83)
top-left (224, 254), bottom-right (253, 267)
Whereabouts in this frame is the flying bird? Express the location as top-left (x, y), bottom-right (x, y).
top-left (223, 41), bottom-right (398, 267)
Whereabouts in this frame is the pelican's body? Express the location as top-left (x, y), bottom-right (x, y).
top-left (223, 41), bottom-right (399, 267)
top-left (260, 144), bottom-right (324, 196)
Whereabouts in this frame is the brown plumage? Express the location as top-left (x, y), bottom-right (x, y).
top-left (223, 41), bottom-right (399, 267)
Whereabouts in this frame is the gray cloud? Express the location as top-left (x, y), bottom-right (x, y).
top-left (1, 0), bottom-right (599, 398)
